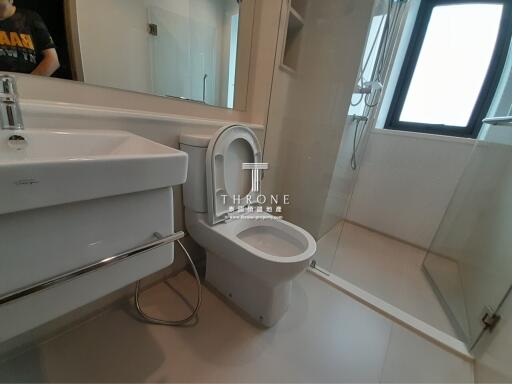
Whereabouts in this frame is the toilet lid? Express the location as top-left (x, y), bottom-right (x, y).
top-left (206, 125), bottom-right (262, 225)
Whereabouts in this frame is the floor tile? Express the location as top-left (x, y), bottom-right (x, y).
top-left (0, 272), bottom-right (393, 383)
top-left (424, 253), bottom-right (470, 340)
top-left (327, 222), bottom-right (458, 337)
top-left (381, 324), bottom-right (474, 383)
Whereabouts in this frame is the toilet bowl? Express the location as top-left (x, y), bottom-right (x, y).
top-left (180, 125), bottom-right (316, 327)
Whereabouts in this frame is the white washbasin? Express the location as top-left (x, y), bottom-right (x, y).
top-left (0, 129), bottom-right (188, 215)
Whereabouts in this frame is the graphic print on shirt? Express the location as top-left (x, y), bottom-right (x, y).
top-left (0, 9), bottom-right (56, 73)
top-left (0, 30), bottom-right (37, 65)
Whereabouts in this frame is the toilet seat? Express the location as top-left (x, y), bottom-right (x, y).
top-left (206, 125), bottom-right (262, 225)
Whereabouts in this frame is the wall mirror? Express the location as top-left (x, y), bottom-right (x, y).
top-left (0, 0), bottom-right (255, 110)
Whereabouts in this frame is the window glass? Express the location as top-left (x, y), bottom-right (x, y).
top-left (400, 4), bottom-right (503, 127)
top-left (227, 14), bottom-right (239, 109)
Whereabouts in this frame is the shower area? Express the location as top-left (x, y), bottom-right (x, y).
top-left (263, 0), bottom-right (512, 364)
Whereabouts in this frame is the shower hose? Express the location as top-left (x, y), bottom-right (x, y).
top-left (134, 238), bottom-right (203, 326)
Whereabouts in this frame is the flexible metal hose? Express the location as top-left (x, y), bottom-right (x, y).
top-left (134, 239), bottom-right (202, 326)
top-left (351, 0), bottom-right (407, 170)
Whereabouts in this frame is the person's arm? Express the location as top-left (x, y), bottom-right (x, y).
top-left (29, 11), bottom-right (59, 77)
top-left (31, 48), bottom-right (59, 76)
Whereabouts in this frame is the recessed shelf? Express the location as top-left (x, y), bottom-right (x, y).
top-left (279, 62), bottom-right (297, 75)
top-left (289, 7), bottom-right (304, 29)
top-left (291, 0), bottom-right (308, 18)
top-left (281, 0), bottom-right (307, 73)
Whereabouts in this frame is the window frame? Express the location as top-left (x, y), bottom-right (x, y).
top-left (386, 0), bottom-right (512, 138)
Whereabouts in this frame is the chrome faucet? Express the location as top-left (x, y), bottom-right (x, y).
top-left (0, 74), bottom-right (23, 130)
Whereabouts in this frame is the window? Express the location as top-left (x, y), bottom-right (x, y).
top-left (386, 0), bottom-right (512, 138)
top-left (227, 14), bottom-right (239, 109)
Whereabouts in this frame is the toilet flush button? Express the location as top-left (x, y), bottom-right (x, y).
top-left (7, 135), bottom-right (28, 150)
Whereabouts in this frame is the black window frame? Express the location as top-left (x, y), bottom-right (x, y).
top-left (386, 0), bottom-right (512, 138)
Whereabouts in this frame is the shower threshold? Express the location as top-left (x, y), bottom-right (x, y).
top-left (308, 266), bottom-right (473, 361)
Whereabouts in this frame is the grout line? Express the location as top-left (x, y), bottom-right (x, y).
top-left (308, 267), bottom-right (474, 362)
top-left (344, 219), bottom-right (429, 253)
top-left (378, 321), bottom-right (394, 384)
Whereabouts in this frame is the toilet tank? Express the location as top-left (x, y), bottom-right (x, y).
top-left (179, 134), bottom-right (212, 213)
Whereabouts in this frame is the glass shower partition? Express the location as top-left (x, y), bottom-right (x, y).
top-left (148, 3), bottom-right (225, 106)
top-left (423, 118), bottom-right (512, 348)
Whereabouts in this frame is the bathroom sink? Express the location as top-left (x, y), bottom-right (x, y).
top-left (0, 129), bottom-right (188, 214)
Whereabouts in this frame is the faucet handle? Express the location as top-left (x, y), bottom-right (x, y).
top-left (0, 74), bottom-right (23, 130)
top-left (0, 74), bottom-right (18, 97)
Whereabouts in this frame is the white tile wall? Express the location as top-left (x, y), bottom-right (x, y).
top-left (347, 129), bottom-right (474, 249)
top-left (263, 0), bottom-right (374, 239)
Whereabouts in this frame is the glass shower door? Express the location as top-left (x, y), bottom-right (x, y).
top-left (189, 20), bottom-right (216, 105)
top-left (423, 124), bottom-right (512, 347)
top-left (148, 6), bottom-right (192, 99)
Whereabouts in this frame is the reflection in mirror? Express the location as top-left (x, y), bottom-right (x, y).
top-left (0, 0), bottom-right (254, 110)
top-left (0, 0), bottom-right (66, 77)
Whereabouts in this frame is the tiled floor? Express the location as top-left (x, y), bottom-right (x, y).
top-left (424, 253), bottom-right (470, 339)
top-left (0, 271), bottom-right (473, 383)
top-left (315, 221), bottom-right (459, 338)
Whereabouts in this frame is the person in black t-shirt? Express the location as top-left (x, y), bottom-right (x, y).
top-left (0, 0), bottom-right (59, 76)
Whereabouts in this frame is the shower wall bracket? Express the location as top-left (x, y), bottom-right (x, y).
top-left (481, 307), bottom-right (501, 332)
top-left (351, 115), bottom-right (369, 123)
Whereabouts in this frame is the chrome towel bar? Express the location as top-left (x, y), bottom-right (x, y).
top-left (0, 231), bottom-right (185, 306)
top-left (482, 116), bottom-right (512, 125)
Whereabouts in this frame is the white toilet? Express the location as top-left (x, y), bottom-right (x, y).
top-left (180, 125), bottom-right (316, 327)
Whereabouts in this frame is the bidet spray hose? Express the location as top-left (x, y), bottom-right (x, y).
top-left (134, 238), bottom-right (202, 327)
